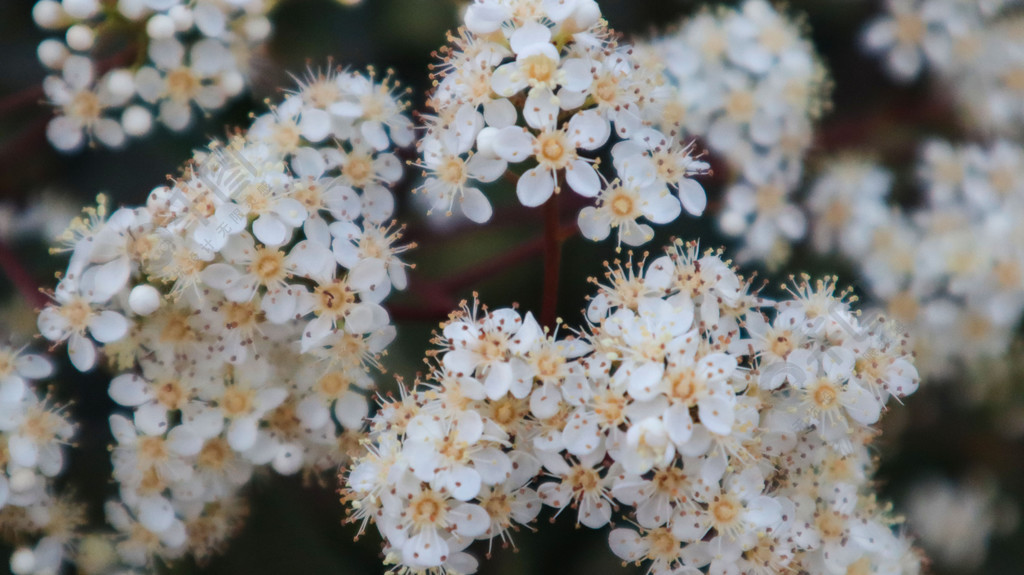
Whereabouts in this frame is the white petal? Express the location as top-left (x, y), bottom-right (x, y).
top-left (492, 126), bottom-right (533, 163)
top-left (88, 310), bottom-right (128, 343)
top-left (568, 109), bottom-right (610, 150)
top-left (252, 214), bottom-right (289, 246)
top-left (565, 159), bottom-right (600, 197)
top-left (451, 502), bottom-right (490, 536)
top-left (442, 466), bottom-right (482, 501)
top-left (698, 396), bottom-right (735, 436)
top-left (483, 98), bottom-right (517, 128)
top-left (138, 496), bottom-right (175, 533)
top-left (108, 374), bottom-right (152, 406)
top-left (299, 109), bottom-right (331, 143)
top-left (578, 206), bottom-right (611, 241)
top-left (460, 187), bottom-right (493, 223)
top-left (134, 402), bottom-right (169, 436)
top-left (227, 417), bottom-right (258, 451)
top-left (517, 167), bottom-right (555, 207)
top-left (68, 334), bottom-right (96, 372)
top-left (678, 179), bottom-right (707, 216)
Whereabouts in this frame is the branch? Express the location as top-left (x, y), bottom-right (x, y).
top-left (540, 193), bottom-right (563, 328)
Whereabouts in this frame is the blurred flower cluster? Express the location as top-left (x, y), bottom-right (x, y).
top-left (33, 0), bottom-right (275, 151)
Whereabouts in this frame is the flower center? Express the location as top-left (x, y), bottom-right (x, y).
top-left (317, 371), bottom-right (350, 398)
top-left (568, 465), bottom-right (601, 494)
top-left (613, 192), bottom-right (637, 218)
top-left (314, 280), bottom-right (356, 319)
top-left (0, 351), bottom-right (14, 378)
top-left (725, 90), bottom-right (756, 122)
top-left (535, 131), bottom-right (572, 169)
top-left (768, 329), bottom-right (795, 358)
top-left (521, 54), bottom-right (557, 86)
top-left (273, 122), bottom-right (301, 152)
top-left (222, 301), bottom-right (262, 329)
top-left (250, 247), bottom-right (287, 285)
top-left (61, 297), bottom-right (94, 332)
top-left (306, 80), bottom-right (340, 108)
top-left (198, 438), bottom-right (231, 470)
top-left (647, 528), bottom-right (679, 561)
top-left (709, 495), bottom-right (740, 528)
top-left (811, 378), bottom-right (839, 410)
top-left (755, 183), bottom-right (786, 212)
top-left (479, 491), bottom-right (511, 526)
top-left (490, 396), bottom-right (526, 428)
top-left (160, 313), bottom-right (195, 343)
top-left (343, 154), bottom-right (374, 187)
top-left (267, 402), bottom-right (301, 437)
top-left (1003, 67), bottom-right (1024, 93)
top-left (894, 14), bottom-right (926, 44)
top-left (155, 380), bottom-right (188, 410)
top-left (408, 490), bottom-right (449, 530)
top-left (138, 436), bottom-right (169, 465)
top-left (593, 75), bottom-right (619, 105)
top-left (592, 389), bottom-right (628, 427)
top-left (166, 68), bottom-right (200, 103)
top-left (668, 368), bottom-right (702, 405)
top-left (439, 157), bottom-right (467, 186)
top-left (221, 387), bottom-right (254, 417)
top-left (69, 91), bottom-right (101, 123)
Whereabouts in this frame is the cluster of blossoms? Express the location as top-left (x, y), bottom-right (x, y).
top-left (641, 0), bottom-right (829, 265)
top-left (33, 66), bottom-right (412, 569)
top-left (343, 239), bottom-right (922, 575)
top-left (806, 140), bottom-right (1024, 377)
top-left (415, 0), bottom-right (710, 246)
top-left (904, 474), bottom-right (1016, 571)
top-left (32, 0), bottom-right (275, 152)
top-left (863, 0), bottom-right (1024, 134)
top-left (0, 345), bottom-right (81, 575)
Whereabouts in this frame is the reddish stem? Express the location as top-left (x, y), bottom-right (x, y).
top-left (0, 85), bottom-right (44, 117)
top-left (0, 240), bottom-right (47, 309)
top-left (540, 194), bottom-right (563, 328)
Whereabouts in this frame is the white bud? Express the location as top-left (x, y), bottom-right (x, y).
top-left (476, 126), bottom-right (501, 158)
top-left (146, 14), bottom-right (176, 40)
top-left (62, 0), bottom-right (99, 19)
top-left (567, 0), bottom-right (601, 31)
top-left (221, 70), bottom-right (245, 97)
top-left (129, 284), bottom-right (162, 315)
top-left (33, 0), bottom-right (67, 29)
top-left (244, 16), bottom-right (272, 42)
top-left (10, 548), bottom-right (35, 575)
top-left (116, 0), bottom-right (147, 20)
top-left (168, 5), bottom-right (193, 30)
top-left (122, 105), bottom-right (153, 136)
top-left (37, 39), bottom-right (69, 69)
top-left (66, 24), bottom-right (95, 51)
top-left (105, 68), bottom-right (135, 101)
top-left (9, 468), bottom-right (36, 492)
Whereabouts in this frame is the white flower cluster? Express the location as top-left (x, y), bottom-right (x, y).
top-left (34, 67), bottom-right (412, 568)
top-left (343, 240), bottom-right (922, 575)
top-left (642, 0), bottom-right (829, 265)
top-left (905, 475), bottom-right (1015, 571)
top-left (862, 0), bottom-right (1014, 82)
top-left (806, 140), bottom-right (1024, 377)
top-left (32, 0), bottom-right (274, 152)
top-left (416, 0), bottom-right (710, 246)
top-left (863, 0), bottom-right (1024, 134)
top-left (0, 345), bottom-right (81, 575)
